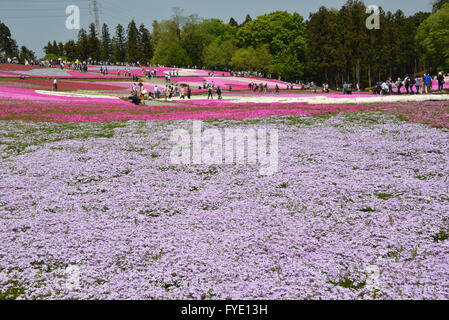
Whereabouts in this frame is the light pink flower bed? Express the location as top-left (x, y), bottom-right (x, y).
top-left (0, 86), bottom-right (125, 103)
top-left (1, 85), bottom-right (447, 127)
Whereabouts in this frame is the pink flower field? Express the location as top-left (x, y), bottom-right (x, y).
top-left (1, 84), bottom-right (449, 128)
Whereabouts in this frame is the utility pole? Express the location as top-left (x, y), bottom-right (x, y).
top-left (92, 0), bottom-right (100, 38)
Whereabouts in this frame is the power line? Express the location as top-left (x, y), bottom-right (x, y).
top-left (2, 0), bottom-right (89, 1)
top-left (0, 16), bottom-right (68, 19)
top-left (0, 9), bottom-right (90, 11)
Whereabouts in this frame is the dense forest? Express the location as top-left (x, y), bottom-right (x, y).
top-left (1, 0), bottom-right (449, 89)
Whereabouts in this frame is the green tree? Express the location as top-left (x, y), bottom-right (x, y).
top-left (237, 11), bottom-right (306, 80)
top-left (0, 21), bottom-right (18, 57)
top-left (228, 17), bottom-right (239, 27)
top-left (63, 40), bottom-right (77, 61)
top-left (152, 41), bottom-right (191, 66)
top-left (271, 54), bottom-right (304, 81)
top-left (416, 3), bottom-right (449, 71)
top-left (43, 41), bottom-right (56, 56)
top-left (112, 24), bottom-right (126, 63)
top-left (181, 18), bottom-right (235, 67)
top-left (230, 45), bottom-right (273, 73)
top-left (306, 7), bottom-right (340, 85)
top-left (230, 47), bottom-right (257, 70)
top-left (76, 28), bottom-right (89, 61)
top-left (337, 0), bottom-right (369, 88)
top-left (241, 14), bottom-right (252, 26)
top-left (126, 20), bottom-right (140, 62)
top-left (151, 20), bottom-right (178, 49)
top-left (87, 23), bottom-right (101, 61)
top-left (139, 24), bottom-right (153, 64)
top-left (100, 24), bottom-right (112, 62)
top-left (19, 46), bottom-right (36, 63)
top-left (180, 19), bottom-right (208, 66)
top-left (203, 40), bottom-right (237, 69)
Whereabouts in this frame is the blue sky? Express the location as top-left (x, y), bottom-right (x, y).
top-left (0, 0), bottom-right (434, 57)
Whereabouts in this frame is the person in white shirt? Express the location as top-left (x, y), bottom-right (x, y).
top-left (381, 82), bottom-right (389, 95)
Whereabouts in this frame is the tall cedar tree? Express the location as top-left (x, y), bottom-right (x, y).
top-left (112, 24), bottom-right (126, 63)
top-left (126, 20), bottom-right (140, 63)
top-left (101, 24), bottom-right (112, 62)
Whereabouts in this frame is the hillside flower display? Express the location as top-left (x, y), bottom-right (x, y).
top-left (1, 62), bottom-right (449, 301)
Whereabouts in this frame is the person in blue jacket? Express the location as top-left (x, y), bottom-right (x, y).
top-left (424, 73), bottom-right (432, 93)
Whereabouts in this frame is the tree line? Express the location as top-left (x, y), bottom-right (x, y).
top-left (3, 0), bottom-right (449, 88)
top-left (307, 0), bottom-right (448, 89)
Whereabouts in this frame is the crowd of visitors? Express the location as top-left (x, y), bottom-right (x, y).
top-left (372, 72), bottom-right (446, 95)
top-left (4, 57), bottom-right (446, 101)
top-left (128, 80), bottom-right (194, 105)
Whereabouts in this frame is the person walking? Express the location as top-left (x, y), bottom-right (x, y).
top-left (53, 79), bottom-right (58, 91)
top-left (424, 73), bottom-right (432, 93)
top-left (140, 88), bottom-right (147, 103)
top-left (381, 82), bottom-right (389, 95)
top-left (207, 86), bottom-right (213, 99)
top-left (387, 78), bottom-right (393, 94)
top-left (187, 86), bottom-right (191, 99)
top-left (217, 86), bottom-right (222, 99)
top-left (409, 75), bottom-right (415, 94)
top-left (415, 76), bottom-right (422, 94)
top-left (404, 75), bottom-right (410, 94)
top-left (437, 72), bottom-right (445, 91)
top-left (396, 78), bottom-right (403, 94)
